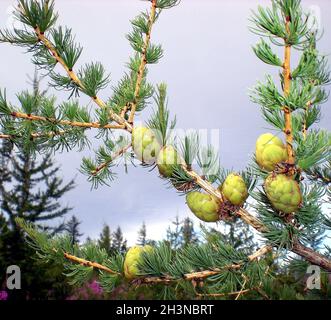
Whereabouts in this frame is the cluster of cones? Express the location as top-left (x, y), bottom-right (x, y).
top-left (132, 128), bottom-right (302, 225)
top-left (123, 131), bottom-right (303, 280)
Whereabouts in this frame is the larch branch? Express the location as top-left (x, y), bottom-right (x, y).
top-left (180, 163), bottom-right (331, 271)
top-left (91, 143), bottom-right (132, 176)
top-left (9, 111), bottom-right (125, 130)
top-left (33, 27), bottom-right (132, 132)
top-left (282, 18), bottom-right (295, 164)
top-left (128, 0), bottom-right (157, 124)
top-left (63, 252), bottom-right (120, 275)
top-left (0, 129), bottom-right (68, 140)
top-left (141, 245), bottom-right (272, 285)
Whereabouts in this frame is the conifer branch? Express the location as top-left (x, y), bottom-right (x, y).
top-left (91, 143), bottom-right (132, 176)
top-left (182, 163), bottom-right (331, 271)
top-left (0, 129), bottom-right (67, 140)
top-left (0, 134), bottom-right (11, 139)
top-left (282, 18), bottom-right (295, 165)
top-left (32, 27), bottom-right (132, 131)
top-left (196, 287), bottom-right (252, 299)
top-left (128, 0), bottom-right (157, 124)
top-left (292, 241), bottom-right (331, 271)
top-left (63, 252), bottom-right (120, 275)
top-left (9, 110), bottom-right (124, 130)
top-left (140, 245), bottom-right (271, 284)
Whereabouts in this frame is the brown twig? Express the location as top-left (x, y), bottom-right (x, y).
top-left (63, 252), bottom-right (120, 275)
top-left (235, 275), bottom-right (248, 300)
top-left (282, 17), bottom-right (295, 165)
top-left (128, 0), bottom-right (158, 124)
top-left (292, 241), bottom-right (331, 271)
top-left (0, 130), bottom-right (69, 140)
top-left (9, 111), bottom-right (125, 130)
top-left (196, 288), bottom-right (252, 299)
top-left (140, 245), bottom-right (272, 285)
top-left (0, 134), bottom-right (11, 139)
top-left (91, 143), bottom-right (132, 176)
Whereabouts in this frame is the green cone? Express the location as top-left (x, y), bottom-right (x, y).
top-left (124, 245), bottom-right (153, 280)
top-left (220, 173), bottom-right (248, 206)
top-left (132, 127), bottom-right (161, 164)
top-left (186, 192), bottom-right (220, 222)
top-left (256, 133), bottom-right (288, 171)
top-left (264, 174), bottom-right (302, 214)
top-left (157, 146), bottom-right (179, 177)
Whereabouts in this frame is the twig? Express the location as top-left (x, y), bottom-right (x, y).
top-left (141, 245), bottom-right (272, 285)
top-left (63, 252), bottom-right (120, 275)
top-left (282, 17), bottom-right (295, 165)
top-left (91, 143), bottom-right (132, 175)
top-left (9, 111), bottom-right (125, 130)
top-left (235, 275), bottom-right (248, 300)
top-left (196, 288), bottom-right (252, 299)
top-left (128, 0), bottom-right (157, 124)
top-left (0, 134), bottom-right (11, 139)
top-left (0, 130), bottom-right (69, 141)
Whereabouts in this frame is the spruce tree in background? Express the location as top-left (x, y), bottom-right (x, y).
top-left (98, 224), bottom-right (112, 254)
top-left (137, 222), bottom-right (147, 246)
top-left (111, 227), bottom-right (127, 254)
top-left (136, 222), bottom-right (156, 246)
top-left (64, 215), bottom-right (82, 245)
top-left (207, 219), bottom-right (258, 252)
top-left (2, 0), bottom-right (331, 299)
top-left (166, 216), bottom-right (182, 250)
top-left (0, 140), bottom-right (74, 300)
top-left (166, 217), bottom-right (199, 249)
top-left (181, 217), bottom-right (199, 247)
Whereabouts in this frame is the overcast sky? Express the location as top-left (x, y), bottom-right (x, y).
top-left (0, 0), bottom-right (330, 245)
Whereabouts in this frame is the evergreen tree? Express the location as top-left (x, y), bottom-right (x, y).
top-left (220, 219), bottom-right (257, 252)
top-left (111, 227), bottom-right (127, 254)
top-left (137, 222), bottom-right (147, 246)
top-left (166, 216), bottom-right (199, 249)
top-left (181, 217), bottom-right (199, 247)
top-left (166, 216), bottom-right (182, 249)
top-left (98, 223), bottom-right (112, 254)
top-left (0, 141), bottom-right (74, 300)
top-left (64, 215), bottom-right (82, 245)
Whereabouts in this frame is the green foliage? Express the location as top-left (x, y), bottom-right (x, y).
top-left (295, 130), bottom-right (331, 170)
top-left (17, 218), bottom-right (271, 299)
top-left (147, 83), bottom-right (176, 146)
top-left (155, 0), bottom-right (181, 9)
top-left (253, 39), bottom-right (283, 67)
top-left (64, 215), bottom-right (83, 245)
top-left (15, 0), bottom-right (58, 32)
top-left (98, 224), bottom-right (112, 255)
top-left (80, 136), bottom-right (131, 189)
top-left (50, 26), bottom-right (82, 70)
top-left (250, 0), bottom-right (314, 46)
